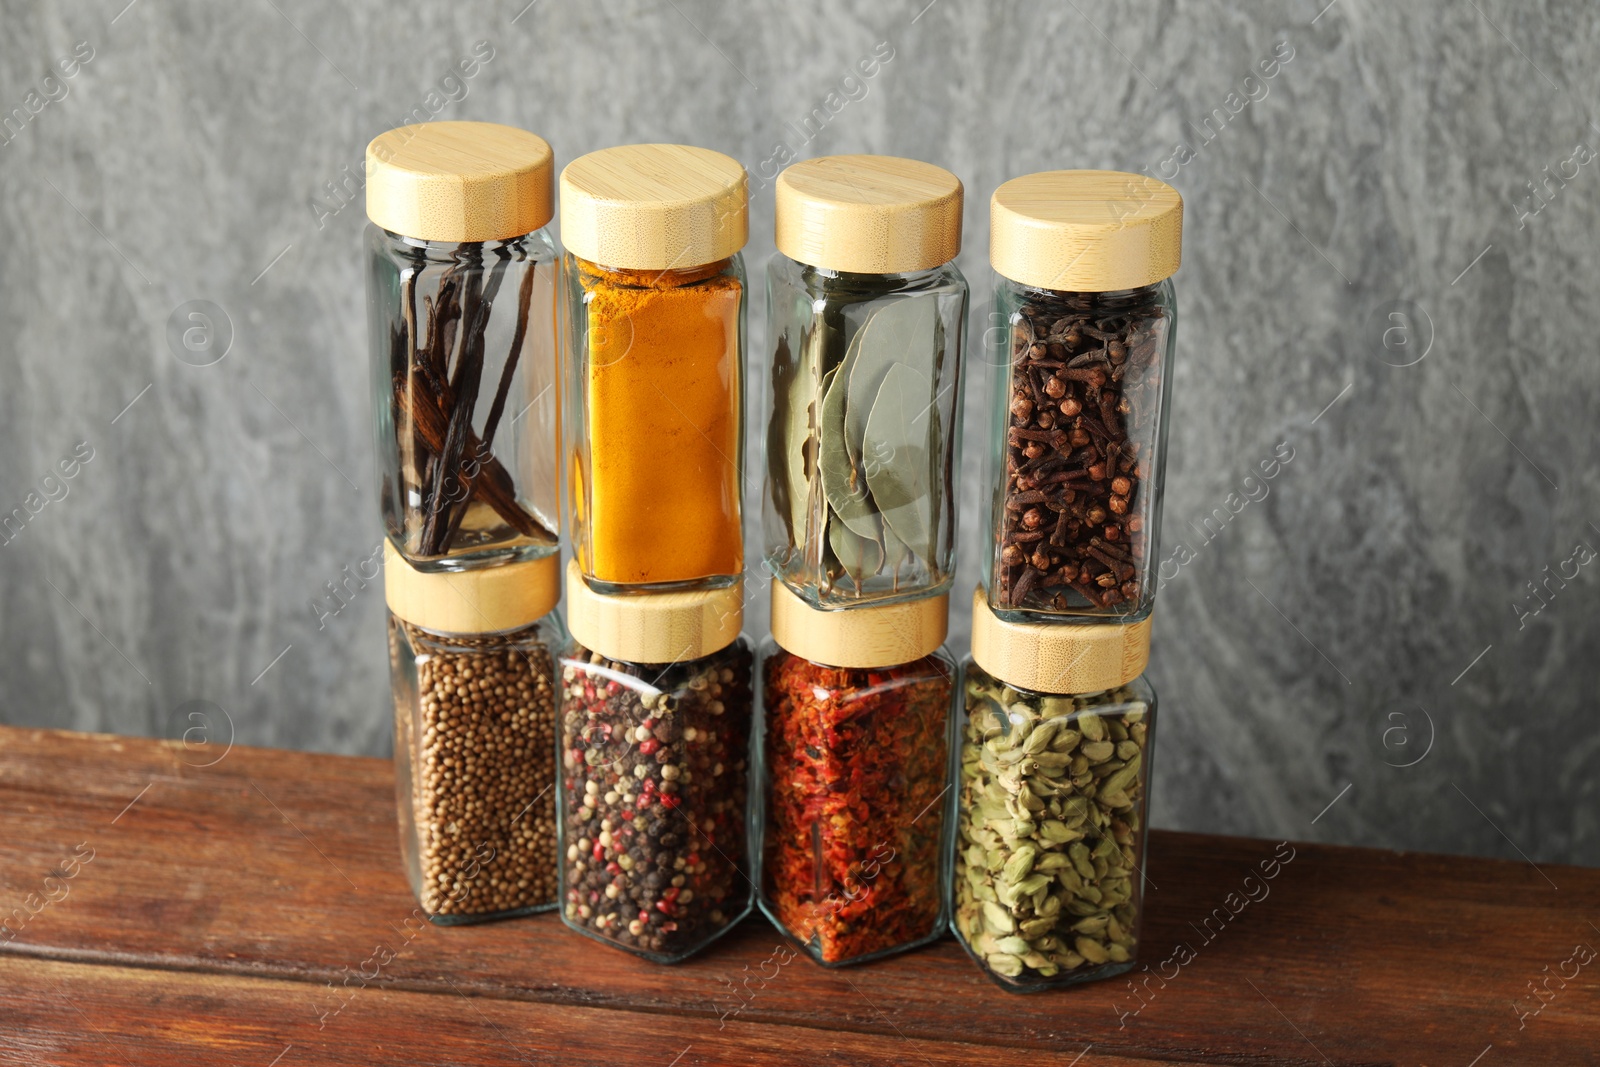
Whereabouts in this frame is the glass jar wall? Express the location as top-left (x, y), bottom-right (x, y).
top-left (983, 171), bottom-right (1181, 622)
top-left (366, 121), bottom-right (561, 571)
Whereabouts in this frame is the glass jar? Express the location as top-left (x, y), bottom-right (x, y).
top-left (954, 589), bottom-right (1156, 990)
top-left (754, 584), bottom-right (957, 966)
top-left (385, 545), bottom-right (565, 924)
top-left (365, 121), bottom-right (561, 571)
top-left (557, 562), bottom-right (753, 962)
top-left (561, 144), bottom-right (748, 594)
top-left (763, 155), bottom-right (969, 608)
top-left (985, 171), bottom-right (1182, 621)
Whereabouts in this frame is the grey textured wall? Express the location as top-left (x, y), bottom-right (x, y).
top-left (1, 0), bottom-right (1595, 870)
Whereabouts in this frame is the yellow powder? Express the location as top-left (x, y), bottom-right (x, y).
top-left (575, 259), bottom-right (743, 586)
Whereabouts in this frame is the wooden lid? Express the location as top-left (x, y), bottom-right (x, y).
top-left (775, 155), bottom-right (962, 274)
top-left (969, 586), bottom-right (1150, 694)
top-left (769, 582), bottom-right (948, 669)
top-left (365, 121), bottom-right (554, 243)
top-left (564, 560), bottom-right (742, 664)
top-left (560, 144), bottom-right (748, 270)
top-left (383, 542), bottom-right (559, 634)
top-left (990, 170), bottom-right (1182, 291)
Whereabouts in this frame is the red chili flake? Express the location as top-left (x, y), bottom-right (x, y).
top-left (760, 649), bottom-right (953, 964)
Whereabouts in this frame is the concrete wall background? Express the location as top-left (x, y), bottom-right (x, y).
top-left (1, 0), bottom-right (1595, 868)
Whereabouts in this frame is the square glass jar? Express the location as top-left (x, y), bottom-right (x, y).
top-left (952, 661), bottom-right (1156, 990)
top-left (754, 639), bottom-right (959, 966)
top-left (390, 611), bottom-right (565, 923)
top-left (764, 257), bottom-right (968, 608)
top-left (984, 278), bottom-right (1175, 621)
top-left (556, 638), bottom-right (755, 963)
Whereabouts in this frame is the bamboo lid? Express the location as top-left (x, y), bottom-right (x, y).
top-left (560, 144), bottom-right (748, 270)
top-left (384, 542), bottom-right (559, 634)
top-left (990, 170), bottom-right (1182, 292)
top-left (365, 121), bottom-right (554, 243)
top-left (775, 155), bottom-right (962, 274)
top-left (564, 561), bottom-right (743, 664)
top-left (969, 586), bottom-right (1150, 694)
top-left (769, 582), bottom-right (948, 669)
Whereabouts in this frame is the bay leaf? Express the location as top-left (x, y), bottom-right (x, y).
top-left (863, 361), bottom-right (937, 561)
top-left (819, 364), bottom-right (878, 541)
top-left (766, 333), bottom-right (801, 546)
top-left (828, 510), bottom-right (884, 594)
top-left (843, 297), bottom-right (938, 472)
top-left (785, 314), bottom-right (829, 552)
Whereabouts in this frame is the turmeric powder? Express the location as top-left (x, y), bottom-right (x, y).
top-left (570, 256), bottom-right (744, 589)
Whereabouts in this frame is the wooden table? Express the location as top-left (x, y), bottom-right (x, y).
top-left (2, 726), bottom-right (1595, 1065)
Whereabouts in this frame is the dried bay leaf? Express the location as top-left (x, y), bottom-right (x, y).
top-left (767, 333), bottom-right (802, 546)
top-left (819, 364), bottom-right (877, 541)
top-left (827, 511), bottom-right (884, 594)
top-left (784, 315), bottom-right (828, 552)
top-left (863, 361), bottom-right (937, 561)
top-left (844, 297), bottom-right (938, 470)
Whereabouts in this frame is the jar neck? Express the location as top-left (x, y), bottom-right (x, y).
top-left (375, 225), bottom-right (552, 263)
top-left (797, 258), bottom-right (952, 294)
top-left (574, 254), bottom-right (735, 289)
top-left (1007, 277), bottom-right (1170, 312)
top-left (397, 615), bottom-right (549, 645)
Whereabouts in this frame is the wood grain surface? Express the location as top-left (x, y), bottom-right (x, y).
top-left (2, 726), bottom-right (1596, 1065)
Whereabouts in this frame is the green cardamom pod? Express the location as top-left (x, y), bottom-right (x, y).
top-left (1019, 916), bottom-right (1056, 939)
top-left (1080, 740), bottom-right (1115, 762)
top-left (1001, 844), bottom-right (1038, 883)
top-left (987, 952), bottom-right (1024, 978)
top-left (1068, 842), bottom-right (1095, 881)
top-left (1075, 937), bottom-right (1110, 964)
top-left (982, 900), bottom-right (1016, 934)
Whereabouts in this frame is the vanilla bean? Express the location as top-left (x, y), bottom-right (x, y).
top-left (480, 253), bottom-right (536, 451)
top-left (401, 370), bottom-right (550, 542)
top-left (424, 248), bottom-right (511, 554)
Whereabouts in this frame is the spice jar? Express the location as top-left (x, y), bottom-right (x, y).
top-left (954, 589), bottom-right (1157, 991)
top-left (755, 583), bottom-right (957, 966)
top-left (366, 121), bottom-right (561, 571)
top-left (764, 155), bottom-right (969, 607)
top-left (557, 562), bottom-right (753, 962)
top-left (561, 144), bottom-right (749, 593)
top-left (386, 545), bottom-right (565, 923)
top-left (986, 171), bottom-right (1182, 621)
